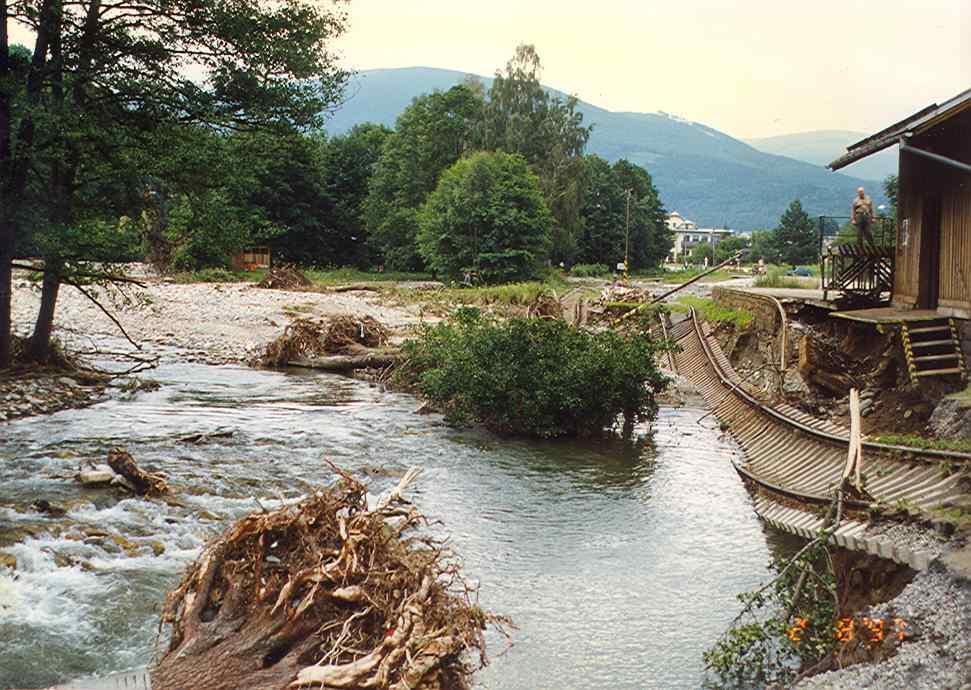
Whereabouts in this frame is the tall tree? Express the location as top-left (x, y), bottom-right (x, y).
top-left (772, 200), bottom-right (817, 266)
top-left (365, 85), bottom-right (482, 271)
top-left (576, 155), bottom-right (625, 266)
top-left (318, 123), bottom-right (392, 267)
top-left (478, 45), bottom-right (591, 264)
top-left (417, 151), bottom-right (552, 284)
top-left (611, 159), bottom-right (670, 269)
top-left (0, 0), bottom-right (349, 364)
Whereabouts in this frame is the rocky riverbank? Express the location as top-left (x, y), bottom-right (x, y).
top-left (10, 271), bottom-right (428, 366)
top-left (796, 565), bottom-right (971, 690)
top-left (0, 372), bottom-right (109, 423)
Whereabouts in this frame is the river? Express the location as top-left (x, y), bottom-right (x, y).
top-left (0, 362), bottom-right (796, 689)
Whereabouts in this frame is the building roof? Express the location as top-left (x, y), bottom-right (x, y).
top-left (829, 87), bottom-right (971, 171)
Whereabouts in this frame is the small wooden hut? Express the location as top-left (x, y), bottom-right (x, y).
top-left (829, 87), bottom-right (970, 382)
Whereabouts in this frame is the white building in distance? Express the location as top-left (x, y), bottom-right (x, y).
top-left (666, 211), bottom-right (734, 263)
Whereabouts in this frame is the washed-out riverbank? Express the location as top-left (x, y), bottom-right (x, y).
top-left (0, 361), bottom-right (797, 689)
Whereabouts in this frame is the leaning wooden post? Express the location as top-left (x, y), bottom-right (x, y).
top-left (842, 388), bottom-right (864, 490)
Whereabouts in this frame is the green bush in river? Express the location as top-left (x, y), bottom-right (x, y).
top-left (397, 308), bottom-right (670, 438)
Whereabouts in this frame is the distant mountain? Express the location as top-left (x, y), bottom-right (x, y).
top-left (745, 130), bottom-right (898, 183)
top-left (324, 67), bottom-right (883, 230)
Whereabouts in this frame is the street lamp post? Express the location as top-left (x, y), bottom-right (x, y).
top-left (624, 188), bottom-right (632, 281)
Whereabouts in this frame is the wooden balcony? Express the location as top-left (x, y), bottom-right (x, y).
top-left (821, 243), bottom-right (894, 302)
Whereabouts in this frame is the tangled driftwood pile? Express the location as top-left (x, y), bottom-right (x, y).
top-left (258, 319), bottom-right (330, 367)
top-left (599, 283), bottom-right (652, 305)
top-left (526, 292), bottom-right (564, 319)
top-left (152, 467), bottom-right (503, 690)
top-left (258, 265), bottom-right (313, 290)
top-left (322, 315), bottom-right (391, 354)
top-left (257, 317), bottom-right (392, 368)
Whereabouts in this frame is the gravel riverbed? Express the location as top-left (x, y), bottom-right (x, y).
top-left (10, 273), bottom-right (427, 365)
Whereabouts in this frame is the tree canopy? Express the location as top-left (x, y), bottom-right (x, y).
top-left (417, 151), bottom-right (552, 283)
top-left (771, 200), bottom-right (817, 266)
top-left (0, 0), bottom-right (350, 363)
top-left (365, 85), bottom-right (483, 271)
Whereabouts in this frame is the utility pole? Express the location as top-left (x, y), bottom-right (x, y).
top-left (624, 188), bottom-right (632, 281)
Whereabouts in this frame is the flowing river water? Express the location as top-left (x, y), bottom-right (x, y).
top-left (0, 362), bottom-right (798, 690)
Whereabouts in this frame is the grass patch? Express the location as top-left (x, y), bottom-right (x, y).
top-left (676, 296), bottom-right (753, 328)
top-left (391, 274), bottom-right (570, 311)
top-left (647, 268), bottom-right (739, 284)
top-left (873, 434), bottom-right (971, 454)
top-left (172, 268), bottom-right (257, 283)
top-left (570, 263), bottom-right (612, 278)
top-left (170, 266), bottom-right (433, 286)
top-left (303, 268), bottom-right (433, 285)
top-left (754, 267), bottom-right (818, 289)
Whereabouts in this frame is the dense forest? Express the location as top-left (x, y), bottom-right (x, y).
top-left (9, 44), bottom-right (671, 276)
top-left (1, 26), bottom-right (671, 368)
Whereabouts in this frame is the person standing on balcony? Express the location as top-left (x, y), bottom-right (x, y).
top-left (851, 187), bottom-right (876, 247)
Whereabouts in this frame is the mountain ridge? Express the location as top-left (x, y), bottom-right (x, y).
top-left (323, 67), bottom-right (884, 229)
top-left (744, 130), bottom-right (898, 182)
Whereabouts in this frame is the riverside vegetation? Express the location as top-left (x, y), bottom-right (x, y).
top-left (396, 308), bottom-right (670, 438)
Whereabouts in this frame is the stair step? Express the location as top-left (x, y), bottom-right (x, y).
top-left (915, 353), bottom-right (960, 362)
top-left (910, 339), bottom-right (955, 348)
top-left (908, 325), bottom-right (951, 334)
top-left (916, 367), bottom-right (965, 377)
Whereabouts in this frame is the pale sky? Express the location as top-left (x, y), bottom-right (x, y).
top-left (8, 0), bottom-right (969, 139)
top-left (334, 0), bottom-right (971, 138)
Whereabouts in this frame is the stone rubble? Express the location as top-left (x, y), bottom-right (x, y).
top-left (796, 567), bottom-right (971, 690)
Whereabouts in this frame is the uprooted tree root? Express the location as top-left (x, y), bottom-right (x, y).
top-left (153, 467), bottom-right (506, 690)
top-left (258, 265), bottom-right (314, 290)
top-left (256, 317), bottom-right (391, 367)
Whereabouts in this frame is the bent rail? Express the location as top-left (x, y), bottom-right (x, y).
top-left (674, 310), bottom-right (970, 513)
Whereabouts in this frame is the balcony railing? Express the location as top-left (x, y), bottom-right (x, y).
top-left (818, 216), bottom-right (895, 302)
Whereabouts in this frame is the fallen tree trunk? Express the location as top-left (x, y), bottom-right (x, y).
top-left (152, 466), bottom-right (504, 690)
top-left (288, 352), bottom-right (399, 372)
top-left (106, 447), bottom-right (169, 496)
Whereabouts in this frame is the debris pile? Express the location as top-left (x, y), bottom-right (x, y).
top-left (526, 292), bottom-right (563, 319)
top-left (152, 467), bottom-right (504, 690)
top-left (256, 316), bottom-right (392, 367)
top-left (322, 315), bottom-right (391, 354)
top-left (256, 319), bottom-right (329, 367)
top-left (599, 283), bottom-right (652, 306)
top-left (257, 264), bottom-right (313, 290)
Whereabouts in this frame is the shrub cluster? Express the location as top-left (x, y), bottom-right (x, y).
top-left (570, 263), bottom-right (611, 278)
top-left (397, 308), bottom-right (670, 438)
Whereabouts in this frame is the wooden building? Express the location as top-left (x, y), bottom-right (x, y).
top-left (830, 88), bottom-right (971, 318)
top-left (829, 88), bottom-right (970, 383)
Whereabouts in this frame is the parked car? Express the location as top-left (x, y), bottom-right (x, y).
top-left (785, 267), bottom-right (813, 277)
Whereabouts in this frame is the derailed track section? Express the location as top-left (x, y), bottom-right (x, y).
top-left (672, 310), bottom-right (970, 570)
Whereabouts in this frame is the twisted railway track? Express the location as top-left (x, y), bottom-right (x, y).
top-left (670, 309), bottom-right (970, 570)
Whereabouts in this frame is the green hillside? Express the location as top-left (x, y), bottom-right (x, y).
top-left (322, 67), bottom-right (885, 230)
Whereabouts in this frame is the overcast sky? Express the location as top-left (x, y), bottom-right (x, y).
top-left (335, 0), bottom-right (970, 139)
top-left (7, 0), bottom-right (969, 139)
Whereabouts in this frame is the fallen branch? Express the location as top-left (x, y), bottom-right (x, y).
top-left (288, 352), bottom-right (399, 372)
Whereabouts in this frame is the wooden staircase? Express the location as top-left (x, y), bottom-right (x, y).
top-left (900, 318), bottom-right (968, 384)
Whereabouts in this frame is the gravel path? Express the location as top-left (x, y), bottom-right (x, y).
top-left (11, 274), bottom-right (427, 364)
